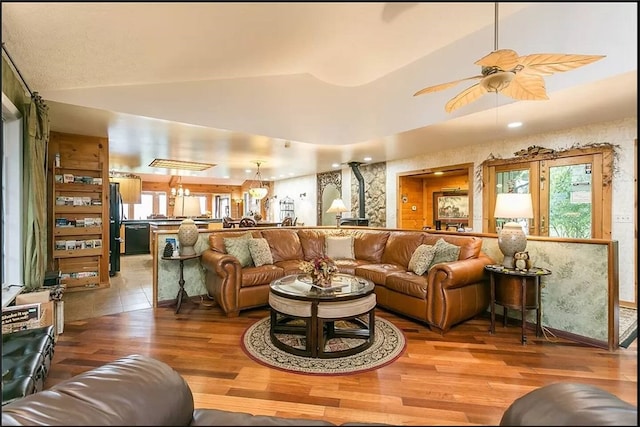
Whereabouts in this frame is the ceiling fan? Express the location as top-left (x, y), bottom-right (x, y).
top-left (413, 2), bottom-right (606, 113)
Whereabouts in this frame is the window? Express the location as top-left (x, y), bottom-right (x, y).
top-left (133, 193), bottom-right (154, 220)
top-left (2, 93), bottom-right (23, 285)
top-left (212, 193), bottom-right (230, 218)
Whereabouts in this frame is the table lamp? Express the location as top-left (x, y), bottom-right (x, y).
top-left (494, 193), bottom-right (534, 268)
top-left (175, 196), bottom-right (201, 256)
top-left (326, 198), bottom-right (348, 228)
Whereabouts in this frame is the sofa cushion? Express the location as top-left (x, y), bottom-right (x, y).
top-left (325, 235), bottom-right (355, 260)
top-left (223, 233), bottom-right (254, 267)
top-left (274, 259), bottom-right (306, 276)
top-left (297, 229), bottom-right (326, 260)
top-left (248, 238), bottom-right (273, 267)
top-left (262, 229), bottom-right (304, 262)
top-left (209, 230), bottom-right (261, 253)
top-left (381, 231), bottom-right (425, 267)
top-left (423, 234), bottom-right (482, 260)
top-left (335, 259), bottom-right (371, 275)
top-left (241, 265), bottom-right (284, 288)
top-left (408, 244), bottom-right (436, 275)
top-left (355, 263), bottom-right (406, 285)
top-left (352, 230), bottom-right (390, 262)
top-left (385, 271), bottom-right (428, 299)
top-left (428, 238), bottom-right (461, 270)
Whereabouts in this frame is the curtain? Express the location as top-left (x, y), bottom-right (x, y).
top-left (23, 92), bottom-right (49, 290)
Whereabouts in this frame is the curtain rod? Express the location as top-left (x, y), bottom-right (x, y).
top-left (1, 42), bottom-right (34, 97)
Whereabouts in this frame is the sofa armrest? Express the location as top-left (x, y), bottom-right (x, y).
top-left (200, 249), bottom-right (243, 316)
top-left (500, 382), bottom-right (638, 426)
top-left (201, 249), bottom-right (240, 276)
top-left (1, 354), bottom-right (195, 426)
top-left (428, 255), bottom-right (493, 290)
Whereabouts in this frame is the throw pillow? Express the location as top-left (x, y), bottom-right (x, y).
top-left (248, 238), bottom-right (273, 267)
top-left (428, 238), bottom-right (461, 271)
top-left (223, 233), bottom-right (254, 267)
top-left (325, 235), bottom-right (355, 260)
top-left (408, 244), bottom-right (436, 276)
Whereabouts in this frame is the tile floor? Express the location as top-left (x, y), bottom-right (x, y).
top-left (63, 254), bottom-right (153, 322)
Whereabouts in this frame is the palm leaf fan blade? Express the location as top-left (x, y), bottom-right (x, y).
top-left (501, 74), bottom-right (548, 101)
top-left (475, 49), bottom-right (520, 70)
top-left (413, 75), bottom-right (483, 97)
top-left (519, 53), bottom-right (606, 75)
top-left (445, 83), bottom-right (487, 113)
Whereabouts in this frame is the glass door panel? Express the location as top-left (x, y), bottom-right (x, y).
top-left (495, 168), bottom-right (531, 232)
top-left (543, 156), bottom-right (596, 238)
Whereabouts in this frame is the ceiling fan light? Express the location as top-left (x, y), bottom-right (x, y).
top-left (481, 71), bottom-right (515, 93)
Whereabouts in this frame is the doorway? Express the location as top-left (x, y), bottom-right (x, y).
top-left (397, 163), bottom-right (474, 230)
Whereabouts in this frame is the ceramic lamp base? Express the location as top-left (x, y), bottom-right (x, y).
top-left (498, 222), bottom-right (527, 269)
top-left (178, 219), bottom-right (199, 256)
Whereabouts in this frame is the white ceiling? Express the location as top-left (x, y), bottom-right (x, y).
top-left (1, 2), bottom-right (637, 186)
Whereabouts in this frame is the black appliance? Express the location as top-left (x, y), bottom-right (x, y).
top-left (124, 222), bottom-right (150, 255)
top-left (109, 182), bottom-right (124, 276)
top-left (340, 218), bottom-right (369, 226)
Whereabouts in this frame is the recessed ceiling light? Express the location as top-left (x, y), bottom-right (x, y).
top-left (507, 121), bottom-right (523, 128)
top-left (149, 158), bottom-right (215, 171)
top-left (434, 171), bottom-right (444, 175)
top-left (332, 163), bottom-right (340, 168)
top-left (364, 157), bottom-right (372, 161)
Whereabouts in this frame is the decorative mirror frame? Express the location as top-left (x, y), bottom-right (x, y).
top-left (316, 171), bottom-right (341, 225)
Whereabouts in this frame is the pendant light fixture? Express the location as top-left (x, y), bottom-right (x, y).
top-left (248, 161), bottom-right (268, 200)
top-left (170, 176), bottom-right (190, 197)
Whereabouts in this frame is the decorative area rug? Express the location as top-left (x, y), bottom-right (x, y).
top-left (619, 307), bottom-right (637, 348)
top-left (241, 317), bottom-right (406, 375)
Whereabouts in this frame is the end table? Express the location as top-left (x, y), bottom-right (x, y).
top-left (485, 264), bottom-right (551, 345)
top-left (161, 253), bottom-right (200, 314)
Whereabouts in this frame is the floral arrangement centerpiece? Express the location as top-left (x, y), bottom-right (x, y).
top-left (299, 256), bottom-right (338, 287)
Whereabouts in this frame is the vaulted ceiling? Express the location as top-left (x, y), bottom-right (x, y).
top-left (1, 2), bottom-right (637, 186)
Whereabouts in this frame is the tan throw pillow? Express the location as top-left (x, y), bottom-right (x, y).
top-left (325, 235), bottom-right (355, 260)
top-left (428, 238), bottom-right (461, 271)
top-left (223, 233), bottom-right (254, 267)
top-left (248, 238), bottom-right (273, 267)
top-left (408, 244), bottom-right (436, 275)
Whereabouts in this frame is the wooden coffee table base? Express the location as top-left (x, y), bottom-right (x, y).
top-left (269, 293), bottom-right (376, 358)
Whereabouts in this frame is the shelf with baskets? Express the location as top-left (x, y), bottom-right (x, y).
top-left (48, 131), bottom-right (110, 292)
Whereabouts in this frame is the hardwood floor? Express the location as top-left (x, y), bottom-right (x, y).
top-left (46, 303), bottom-right (637, 426)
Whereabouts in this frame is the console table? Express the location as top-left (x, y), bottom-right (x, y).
top-left (485, 265), bottom-right (552, 345)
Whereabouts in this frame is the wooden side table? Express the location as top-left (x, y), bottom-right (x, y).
top-left (161, 254), bottom-right (200, 314)
top-left (485, 265), bottom-right (551, 345)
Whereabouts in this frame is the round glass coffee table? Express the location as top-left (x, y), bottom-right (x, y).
top-left (269, 273), bottom-right (376, 358)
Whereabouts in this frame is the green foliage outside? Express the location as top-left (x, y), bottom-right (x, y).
top-left (549, 167), bottom-right (592, 238)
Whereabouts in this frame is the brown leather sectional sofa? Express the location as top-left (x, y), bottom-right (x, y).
top-left (201, 227), bottom-right (494, 333)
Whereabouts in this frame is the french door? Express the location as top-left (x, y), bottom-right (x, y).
top-left (484, 147), bottom-right (612, 239)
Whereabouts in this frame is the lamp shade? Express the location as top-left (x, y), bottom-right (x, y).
top-left (326, 198), bottom-right (348, 214)
top-left (494, 193), bottom-right (534, 220)
top-left (174, 196), bottom-right (201, 217)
